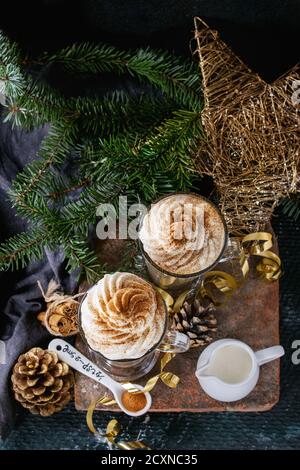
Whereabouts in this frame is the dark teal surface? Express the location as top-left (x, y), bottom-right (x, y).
top-left (1, 210), bottom-right (300, 450)
top-left (0, 0), bottom-right (299, 451)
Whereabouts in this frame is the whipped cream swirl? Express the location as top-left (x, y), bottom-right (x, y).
top-left (139, 194), bottom-right (225, 275)
top-left (81, 272), bottom-right (166, 360)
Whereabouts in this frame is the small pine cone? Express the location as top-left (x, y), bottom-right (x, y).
top-left (173, 298), bottom-right (217, 348)
top-left (11, 347), bottom-right (74, 416)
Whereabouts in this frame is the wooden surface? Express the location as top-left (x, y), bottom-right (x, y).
top-left (75, 240), bottom-right (280, 412)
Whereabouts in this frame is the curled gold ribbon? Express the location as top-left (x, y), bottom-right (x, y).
top-left (86, 403), bottom-right (151, 450)
top-left (171, 271), bottom-right (238, 313)
top-left (105, 420), bottom-right (151, 450)
top-left (86, 351), bottom-right (178, 428)
top-left (169, 232), bottom-right (281, 314)
top-left (86, 396), bottom-right (118, 435)
top-left (96, 395), bottom-right (117, 407)
top-left (173, 290), bottom-right (190, 313)
top-left (199, 270), bottom-right (238, 305)
top-left (122, 352), bottom-right (179, 394)
top-left (240, 232), bottom-right (281, 281)
top-left (154, 286), bottom-right (174, 314)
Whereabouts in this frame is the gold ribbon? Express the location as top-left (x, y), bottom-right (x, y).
top-left (173, 290), bottom-right (190, 313)
top-left (122, 352), bottom-right (180, 394)
top-left (161, 232), bottom-right (280, 314)
top-left (170, 272), bottom-right (238, 314)
top-left (154, 287), bottom-right (174, 314)
top-left (240, 232), bottom-right (281, 281)
top-left (198, 270), bottom-right (238, 305)
top-left (104, 420), bottom-right (151, 450)
top-left (86, 353), bottom-right (179, 406)
top-left (87, 401), bottom-right (151, 450)
top-left (86, 352), bottom-right (179, 445)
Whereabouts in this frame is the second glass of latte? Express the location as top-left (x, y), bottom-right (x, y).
top-left (138, 192), bottom-right (237, 292)
top-left (79, 272), bottom-right (190, 381)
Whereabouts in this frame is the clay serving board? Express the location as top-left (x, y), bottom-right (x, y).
top-left (75, 237), bottom-right (280, 412)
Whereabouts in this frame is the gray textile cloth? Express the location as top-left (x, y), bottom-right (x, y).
top-left (0, 122), bottom-right (78, 439)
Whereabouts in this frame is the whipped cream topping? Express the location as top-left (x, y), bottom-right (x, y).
top-left (139, 194), bottom-right (225, 275)
top-left (81, 272), bottom-right (166, 360)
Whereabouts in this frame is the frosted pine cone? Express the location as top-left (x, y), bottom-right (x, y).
top-left (173, 299), bottom-right (217, 348)
top-left (11, 347), bottom-right (74, 416)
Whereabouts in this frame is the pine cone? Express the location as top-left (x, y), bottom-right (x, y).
top-left (173, 298), bottom-right (217, 348)
top-left (11, 347), bottom-right (74, 416)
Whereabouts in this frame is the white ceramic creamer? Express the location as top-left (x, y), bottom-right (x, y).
top-left (195, 339), bottom-right (284, 402)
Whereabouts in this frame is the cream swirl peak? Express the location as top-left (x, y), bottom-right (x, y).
top-left (139, 194), bottom-right (226, 275)
top-left (80, 272), bottom-right (166, 360)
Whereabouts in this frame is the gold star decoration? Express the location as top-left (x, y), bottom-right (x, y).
top-left (194, 17), bottom-right (300, 235)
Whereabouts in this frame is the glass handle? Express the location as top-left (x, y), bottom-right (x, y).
top-left (219, 237), bottom-right (241, 263)
top-left (156, 330), bottom-right (190, 353)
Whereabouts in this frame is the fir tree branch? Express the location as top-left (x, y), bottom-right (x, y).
top-left (9, 121), bottom-right (78, 211)
top-left (48, 177), bottom-right (90, 201)
top-left (71, 91), bottom-right (177, 136)
top-left (280, 194), bottom-right (300, 221)
top-left (0, 34), bottom-right (66, 121)
top-left (143, 108), bottom-right (203, 187)
top-left (12, 191), bottom-right (60, 227)
top-left (80, 109), bottom-right (202, 200)
top-left (62, 237), bottom-right (107, 284)
top-left (58, 181), bottom-right (123, 237)
top-left (127, 49), bottom-right (201, 110)
top-left (3, 80), bottom-right (67, 128)
top-left (42, 43), bottom-right (129, 74)
top-left (0, 228), bottom-right (51, 270)
top-left (0, 29), bottom-right (205, 275)
top-left (0, 63), bottom-right (25, 98)
top-left (43, 44), bottom-right (201, 109)
top-left (0, 31), bottom-right (22, 67)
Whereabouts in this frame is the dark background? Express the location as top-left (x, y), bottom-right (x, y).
top-left (0, 0), bottom-right (300, 450)
top-left (1, 0), bottom-right (300, 81)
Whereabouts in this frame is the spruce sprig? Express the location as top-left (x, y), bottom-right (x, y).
top-left (71, 91), bottom-right (176, 136)
top-left (4, 81), bottom-right (67, 127)
top-left (44, 44), bottom-right (201, 109)
top-left (0, 30), bottom-right (204, 278)
top-left (280, 195), bottom-right (300, 221)
top-left (80, 109), bottom-right (202, 200)
top-left (58, 182), bottom-right (123, 237)
top-left (0, 228), bottom-right (52, 270)
top-left (9, 121), bottom-right (78, 214)
top-left (63, 237), bottom-right (107, 284)
top-left (43, 42), bottom-right (129, 74)
top-left (0, 31), bottom-right (21, 66)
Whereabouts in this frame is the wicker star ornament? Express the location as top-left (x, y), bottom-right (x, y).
top-left (194, 18), bottom-right (300, 235)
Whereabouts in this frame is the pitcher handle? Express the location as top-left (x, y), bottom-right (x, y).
top-left (255, 345), bottom-right (285, 366)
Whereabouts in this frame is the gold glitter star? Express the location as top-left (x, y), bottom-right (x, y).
top-left (194, 18), bottom-right (300, 235)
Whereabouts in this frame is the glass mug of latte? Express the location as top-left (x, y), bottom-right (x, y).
top-left (138, 192), bottom-right (239, 292)
top-left (79, 272), bottom-right (190, 381)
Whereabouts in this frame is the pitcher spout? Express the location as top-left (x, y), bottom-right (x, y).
top-left (195, 362), bottom-right (214, 379)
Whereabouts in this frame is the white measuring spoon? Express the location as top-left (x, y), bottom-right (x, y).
top-left (48, 338), bottom-right (152, 417)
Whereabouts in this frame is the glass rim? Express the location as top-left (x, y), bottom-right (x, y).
top-left (137, 191), bottom-right (229, 279)
top-left (77, 281), bottom-right (169, 363)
